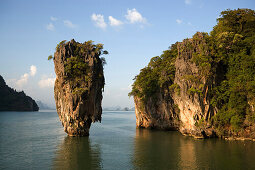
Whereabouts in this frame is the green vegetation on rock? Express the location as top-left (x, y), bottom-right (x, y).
top-left (48, 55), bottom-right (53, 60)
top-left (51, 39), bottom-right (108, 95)
top-left (130, 8), bottom-right (255, 133)
top-left (53, 39), bottom-right (107, 136)
top-left (210, 9), bottom-right (255, 131)
top-left (129, 43), bottom-right (178, 103)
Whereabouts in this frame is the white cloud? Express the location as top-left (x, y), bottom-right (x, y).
top-left (30, 65), bottom-right (37, 76)
top-left (63, 20), bottom-right (77, 28)
top-left (38, 75), bottom-right (55, 88)
top-left (91, 13), bottom-right (107, 29)
top-left (109, 16), bottom-right (123, 26)
top-left (125, 8), bottom-right (146, 24)
top-left (176, 19), bottom-right (183, 24)
top-left (6, 65), bottom-right (37, 89)
top-left (185, 0), bottom-right (191, 4)
top-left (50, 16), bottom-right (58, 21)
top-left (16, 73), bottom-right (29, 87)
top-left (46, 23), bottom-right (55, 31)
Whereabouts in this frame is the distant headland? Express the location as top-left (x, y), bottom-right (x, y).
top-left (0, 75), bottom-right (39, 111)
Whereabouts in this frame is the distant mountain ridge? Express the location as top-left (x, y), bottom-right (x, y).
top-left (0, 75), bottom-right (39, 111)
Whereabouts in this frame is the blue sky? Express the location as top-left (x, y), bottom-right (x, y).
top-left (0, 0), bottom-right (254, 108)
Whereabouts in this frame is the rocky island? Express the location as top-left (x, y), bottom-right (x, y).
top-left (0, 75), bottom-right (39, 111)
top-left (52, 39), bottom-right (107, 136)
top-left (129, 9), bottom-right (255, 140)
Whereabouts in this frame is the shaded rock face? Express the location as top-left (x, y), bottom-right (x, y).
top-left (53, 40), bottom-right (105, 136)
top-left (0, 75), bottom-right (39, 111)
top-left (134, 86), bottom-right (179, 130)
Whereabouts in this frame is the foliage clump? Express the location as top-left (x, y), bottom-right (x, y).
top-left (48, 55), bottom-right (53, 60)
top-left (129, 43), bottom-right (178, 103)
top-left (210, 9), bottom-right (255, 131)
top-left (56, 40), bottom-right (67, 51)
top-left (52, 39), bottom-right (108, 95)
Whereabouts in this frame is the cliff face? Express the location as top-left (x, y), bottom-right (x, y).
top-left (134, 33), bottom-right (213, 137)
top-left (0, 75), bottom-right (39, 111)
top-left (131, 9), bottom-right (255, 140)
top-left (134, 87), bottom-right (179, 130)
top-left (172, 33), bottom-right (216, 138)
top-left (53, 39), bottom-right (105, 136)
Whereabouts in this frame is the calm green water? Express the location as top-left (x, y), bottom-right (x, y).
top-left (0, 110), bottom-right (255, 169)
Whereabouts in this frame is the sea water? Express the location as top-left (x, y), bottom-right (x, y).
top-left (0, 110), bottom-right (255, 169)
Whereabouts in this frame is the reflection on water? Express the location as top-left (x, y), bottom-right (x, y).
top-left (178, 135), bottom-right (197, 170)
top-left (53, 136), bottom-right (101, 170)
top-left (188, 138), bottom-right (255, 169)
top-left (133, 128), bottom-right (193, 169)
top-left (134, 128), bottom-right (255, 169)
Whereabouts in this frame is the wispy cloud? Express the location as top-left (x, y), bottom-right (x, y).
top-left (125, 8), bottom-right (146, 24)
top-left (176, 19), bottom-right (183, 24)
top-left (185, 0), bottom-right (191, 5)
top-left (7, 65), bottom-right (37, 89)
top-left (46, 23), bottom-right (55, 31)
top-left (63, 20), bottom-right (77, 28)
top-left (16, 73), bottom-right (29, 87)
top-left (38, 75), bottom-right (55, 88)
top-left (30, 65), bottom-right (37, 76)
top-left (91, 13), bottom-right (107, 29)
top-left (50, 16), bottom-right (58, 21)
top-left (109, 16), bottom-right (123, 26)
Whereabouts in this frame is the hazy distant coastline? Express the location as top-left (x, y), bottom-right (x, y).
top-left (103, 106), bottom-right (135, 111)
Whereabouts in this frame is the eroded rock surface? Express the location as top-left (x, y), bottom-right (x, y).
top-left (53, 39), bottom-right (105, 136)
top-left (134, 88), bottom-right (179, 130)
top-left (173, 33), bottom-right (216, 138)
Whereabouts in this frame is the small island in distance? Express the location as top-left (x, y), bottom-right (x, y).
top-left (0, 75), bottom-right (39, 111)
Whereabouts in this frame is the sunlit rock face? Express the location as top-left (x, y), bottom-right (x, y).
top-left (53, 39), bottom-right (105, 136)
top-left (133, 33), bottom-right (216, 138)
top-left (173, 33), bottom-right (216, 138)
